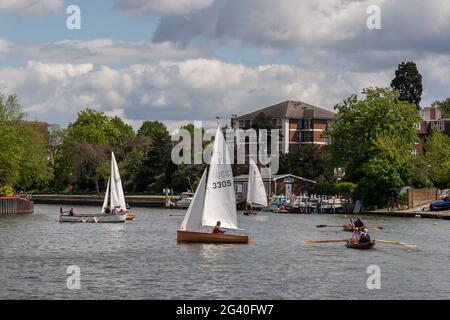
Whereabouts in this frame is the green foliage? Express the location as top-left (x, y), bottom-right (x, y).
top-left (424, 132), bottom-right (450, 188)
top-left (325, 88), bottom-right (419, 207)
top-left (391, 61), bottom-right (423, 108)
top-left (311, 181), bottom-right (357, 199)
top-left (432, 98), bottom-right (450, 118)
top-left (0, 185), bottom-right (14, 197)
top-left (0, 93), bottom-right (25, 122)
top-left (66, 109), bottom-right (135, 146)
top-left (251, 112), bottom-right (278, 130)
top-left (279, 145), bottom-right (332, 180)
top-left (171, 164), bottom-right (205, 193)
top-left (0, 123), bottom-right (24, 185)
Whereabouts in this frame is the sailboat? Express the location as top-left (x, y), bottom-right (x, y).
top-left (244, 159), bottom-right (268, 216)
top-left (59, 152), bottom-right (129, 223)
top-left (177, 125), bottom-right (249, 244)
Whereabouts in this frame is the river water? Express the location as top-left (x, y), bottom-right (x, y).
top-left (0, 204), bottom-right (449, 299)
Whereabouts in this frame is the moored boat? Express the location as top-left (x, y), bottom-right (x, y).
top-left (346, 240), bottom-right (376, 250)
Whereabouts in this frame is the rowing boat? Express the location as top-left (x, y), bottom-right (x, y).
top-left (346, 240), bottom-right (375, 250)
top-left (342, 224), bottom-right (355, 232)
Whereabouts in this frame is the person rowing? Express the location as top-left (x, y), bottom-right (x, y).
top-left (359, 228), bottom-right (371, 244)
top-left (212, 221), bottom-right (226, 234)
top-left (354, 217), bottom-right (365, 228)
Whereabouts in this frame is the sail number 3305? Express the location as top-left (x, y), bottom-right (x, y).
top-left (212, 180), bottom-right (232, 189)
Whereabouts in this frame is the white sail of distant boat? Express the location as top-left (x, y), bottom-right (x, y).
top-left (101, 178), bottom-right (110, 213)
top-left (110, 152), bottom-right (127, 210)
top-left (177, 125), bottom-right (248, 244)
top-left (247, 159), bottom-right (268, 207)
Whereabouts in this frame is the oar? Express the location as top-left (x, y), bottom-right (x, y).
top-left (376, 239), bottom-right (416, 249)
top-left (170, 214), bottom-right (184, 217)
top-left (316, 225), bottom-right (343, 228)
top-left (304, 239), bottom-right (348, 245)
top-left (316, 224), bottom-right (383, 231)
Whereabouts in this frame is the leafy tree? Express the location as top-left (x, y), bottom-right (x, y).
top-left (432, 98), bottom-right (450, 118)
top-left (325, 88), bottom-right (419, 207)
top-left (0, 123), bottom-right (23, 185)
top-left (131, 121), bottom-right (175, 193)
top-left (391, 61), bottom-right (423, 108)
top-left (15, 122), bottom-right (54, 190)
top-left (424, 132), bottom-right (450, 188)
top-left (60, 109), bottom-right (135, 193)
top-left (279, 144), bottom-right (331, 180)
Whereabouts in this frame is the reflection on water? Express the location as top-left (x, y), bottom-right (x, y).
top-left (0, 204), bottom-right (449, 299)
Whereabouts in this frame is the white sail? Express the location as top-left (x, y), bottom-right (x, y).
top-left (179, 169), bottom-right (207, 231)
top-left (110, 152), bottom-right (127, 210)
top-left (101, 178), bottom-right (110, 213)
top-left (247, 159), bottom-right (268, 206)
top-left (202, 126), bottom-right (239, 230)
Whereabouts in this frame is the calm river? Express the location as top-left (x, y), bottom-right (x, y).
top-left (0, 204), bottom-right (449, 299)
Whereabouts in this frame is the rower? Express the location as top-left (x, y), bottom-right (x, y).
top-left (212, 221), bottom-right (226, 234)
top-left (352, 228), bottom-right (362, 241)
top-left (359, 228), bottom-right (371, 244)
top-left (354, 217), bottom-right (365, 228)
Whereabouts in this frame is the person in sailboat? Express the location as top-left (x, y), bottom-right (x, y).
top-left (104, 205), bottom-right (111, 214)
top-left (212, 221), bottom-right (226, 234)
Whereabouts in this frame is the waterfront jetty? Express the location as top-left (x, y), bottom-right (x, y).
top-left (33, 194), bottom-right (180, 208)
top-left (0, 197), bottom-right (34, 215)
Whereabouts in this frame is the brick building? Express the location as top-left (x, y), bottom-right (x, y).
top-left (231, 100), bottom-right (335, 154)
top-left (415, 106), bottom-right (450, 155)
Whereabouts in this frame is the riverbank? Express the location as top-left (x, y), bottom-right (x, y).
top-left (32, 194), bottom-right (180, 208)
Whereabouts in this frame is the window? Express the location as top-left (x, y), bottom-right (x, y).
top-left (431, 121), bottom-right (444, 132)
top-left (302, 131), bottom-right (312, 142)
top-left (303, 119), bottom-right (312, 129)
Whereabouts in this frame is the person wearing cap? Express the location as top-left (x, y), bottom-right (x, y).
top-left (212, 221), bottom-right (226, 234)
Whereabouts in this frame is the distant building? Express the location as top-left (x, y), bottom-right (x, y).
top-left (231, 100), bottom-right (335, 154)
top-left (415, 106), bottom-right (450, 155)
top-left (234, 173), bottom-right (316, 198)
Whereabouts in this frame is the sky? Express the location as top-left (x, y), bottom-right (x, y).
top-left (1, 0), bottom-right (450, 131)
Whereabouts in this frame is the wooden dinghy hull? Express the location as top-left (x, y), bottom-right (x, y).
top-left (177, 230), bottom-right (249, 244)
top-left (346, 240), bottom-right (375, 250)
top-left (59, 212), bottom-right (128, 223)
top-left (126, 214), bottom-right (136, 221)
top-left (243, 211), bottom-right (257, 216)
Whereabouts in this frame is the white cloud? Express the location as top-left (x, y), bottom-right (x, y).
top-left (114, 0), bottom-right (214, 16)
top-left (0, 39), bottom-right (209, 64)
top-left (0, 0), bottom-right (63, 18)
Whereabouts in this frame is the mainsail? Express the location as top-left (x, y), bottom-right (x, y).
top-left (110, 152), bottom-right (127, 210)
top-left (202, 126), bottom-right (238, 229)
top-left (247, 159), bottom-right (268, 206)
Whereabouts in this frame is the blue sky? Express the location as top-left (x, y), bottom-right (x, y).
top-left (1, 0), bottom-right (449, 130)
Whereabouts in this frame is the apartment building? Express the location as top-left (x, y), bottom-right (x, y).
top-left (231, 100), bottom-right (335, 154)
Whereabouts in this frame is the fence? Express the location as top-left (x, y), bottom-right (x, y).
top-left (0, 197), bottom-right (34, 215)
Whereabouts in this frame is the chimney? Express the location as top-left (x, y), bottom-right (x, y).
top-left (231, 114), bottom-right (238, 129)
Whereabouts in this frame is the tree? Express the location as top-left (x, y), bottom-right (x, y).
top-left (391, 61), bottom-right (423, 109)
top-left (130, 121), bottom-right (175, 193)
top-left (325, 88), bottom-right (420, 207)
top-left (60, 109), bottom-right (135, 193)
top-left (424, 132), bottom-right (450, 188)
top-left (432, 98), bottom-right (450, 118)
top-left (279, 144), bottom-right (331, 180)
top-left (0, 123), bottom-right (23, 186)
